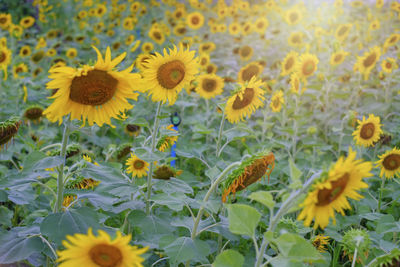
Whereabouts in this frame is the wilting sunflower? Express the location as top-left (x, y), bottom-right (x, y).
top-left (355, 46), bottom-right (381, 80)
top-left (225, 76), bottom-right (265, 124)
top-left (196, 73), bottom-right (224, 99)
top-left (281, 51), bottom-right (298, 76)
top-left (295, 53), bottom-right (319, 81)
top-left (381, 58), bottom-right (398, 74)
top-left (237, 61), bottom-right (264, 83)
top-left (335, 24), bottom-right (352, 42)
top-left (285, 9), bottom-right (302, 25)
top-left (31, 51), bottom-right (45, 64)
top-left (43, 46), bottom-right (143, 127)
top-left (126, 153), bottom-right (149, 178)
top-left (141, 43), bottom-right (198, 105)
top-left (153, 164), bottom-right (182, 180)
top-left (0, 117), bottom-right (21, 151)
top-left (238, 45), bottom-right (253, 61)
top-left (298, 148), bottom-right (372, 229)
top-left (270, 90), bottom-right (284, 112)
top-left (312, 235), bottom-right (330, 253)
top-left (186, 12), bottom-right (204, 30)
top-left (375, 148), bottom-right (400, 179)
top-left (125, 124), bottom-right (141, 137)
top-left (156, 125), bottom-right (178, 152)
top-left (330, 51), bottom-right (349, 66)
top-left (352, 114), bottom-right (383, 147)
top-left (0, 45), bottom-right (12, 80)
top-left (24, 106), bottom-right (44, 123)
top-left (57, 228), bottom-right (148, 267)
top-left (221, 152), bottom-right (275, 202)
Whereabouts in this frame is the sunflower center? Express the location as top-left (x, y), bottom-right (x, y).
top-left (360, 122), bottom-right (375, 139)
top-left (175, 11), bottom-right (182, 18)
top-left (386, 62), bottom-right (392, 69)
top-left (285, 57), bottom-right (294, 71)
top-left (363, 53), bottom-right (377, 68)
top-left (337, 26), bottom-right (348, 37)
top-left (232, 87), bottom-right (255, 110)
top-left (191, 16), bottom-right (200, 25)
top-left (382, 154), bottom-right (400, 171)
top-left (292, 35), bottom-right (301, 43)
top-left (389, 36), bottom-right (397, 44)
top-left (177, 27), bottom-right (186, 34)
top-left (240, 46), bottom-right (252, 57)
top-left (89, 244), bottom-right (122, 267)
top-left (0, 17), bottom-right (6, 24)
top-left (334, 54), bottom-right (342, 63)
top-left (0, 52), bottom-right (5, 63)
top-left (273, 97), bottom-right (280, 108)
top-left (317, 173), bottom-right (349, 206)
top-left (32, 51), bottom-right (44, 63)
top-left (202, 78), bottom-right (217, 92)
top-left (302, 61), bottom-right (315, 76)
top-left (157, 60), bottom-right (185, 89)
top-left (25, 108), bottom-right (43, 120)
top-left (133, 160), bottom-right (145, 169)
top-left (289, 12), bottom-right (298, 23)
top-left (242, 65), bottom-right (260, 82)
top-left (257, 22), bottom-right (264, 29)
top-left (153, 31), bottom-right (162, 40)
top-left (69, 69), bottom-right (118, 106)
top-left (126, 124), bottom-right (140, 132)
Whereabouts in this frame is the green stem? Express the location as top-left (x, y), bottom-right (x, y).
top-left (351, 239), bottom-right (361, 267)
top-left (191, 161), bottom-right (241, 240)
top-left (216, 108), bottom-right (226, 157)
top-left (55, 119), bottom-right (71, 213)
top-left (146, 101), bottom-right (162, 215)
top-left (377, 177), bottom-right (386, 213)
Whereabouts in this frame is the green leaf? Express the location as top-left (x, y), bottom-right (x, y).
top-left (0, 206), bottom-right (13, 228)
top-left (128, 210), bottom-right (174, 242)
top-left (151, 192), bottom-right (191, 211)
top-left (274, 233), bottom-right (324, 262)
top-left (33, 156), bottom-right (63, 170)
top-left (248, 191), bottom-right (275, 209)
top-left (288, 159), bottom-right (302, 189)
top-left (227, 204), bottom-right (261, 236)
top-left (40, 207), bottom-right (102, 246)
top-left (164, 237), bottom-right (210, 264)
top-left (213, 249), bottom-right (244, 267)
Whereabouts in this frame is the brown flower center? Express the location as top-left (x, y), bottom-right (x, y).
top-left (153, 165), bottom-right (175, 180)
top-left (292, 35), bottom-right (301, 44)
top-left (317, 173), bottom-right (349, 206)
top-left (240, 46), bottom-right (252, 58)
top-left (334, 54), bottom-right (343, 63)
top-left (382, 154), bottom-right (400, 171)
top-left (272, 96), bottom-right (280, 108)
top-left (191, 16), bottom-right (200, 25)
top-left (157, 60), bottom-right (185, 89)
top-left (126, 124), bottom-right (140, 132)
top-left (0, 121), bottom-right (21, 147)
top-left (232, 87), bottom-right (254, 110)
top-left (175, 11), bottom-right (182, 18)
top-left (69, 69), bottom-right (118, 105)
top-left (206, 65), bottom-right (215, 74)
top-left (133, 160), bottom-right (145, 169)
top-left (0, 17), bottom-right (7, 24)
top-left (337, 26), bottom-right (348, 37)
top-left (177, 27), bottom-right (186, 35)
top-left (241, 65), bottom-right (260, 82)
top-left (285, 57), bottom-right (294, 71)
top-left (153, 31), bottom-right (162, 40)
top-left (257, 22), bottom-right (264, 29)
top-left (32, 51), bottom-right (44, 63)
top-left (385, 62), bottom-right (392, 69)
top-left (89, 244), bottom-right (122, 267)
top-left (24, 107), bottom-right (43, 120)
top-left (202, 78), bottom-right (217, 92)
top-left (302, 61), bottom-right (315, 76)
top-left (360, 122), bottom-right (375, 139)
top-left (289, 12), bottom-right (298, 23)
top-left (389, 36), bottom-right (397, 44)
top-left (363, 53), bottom-right (377, 68)
top-left (0, 51), bottom-right (6, 63)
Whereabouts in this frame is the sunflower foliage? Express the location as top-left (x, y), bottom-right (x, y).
top-left (0, 0), bottom-right (400, 267)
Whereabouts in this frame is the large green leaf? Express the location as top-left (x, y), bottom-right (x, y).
top-left (213, 249), bottom-right (244, 267)
top-left (164, 237), bottom-right (210, 264)
top-left (288, 158), bottom-right (302, 189)
top-left (227, 204), bottom-right (261, 237)
top-left (248, 191), bottom-right (275, 209)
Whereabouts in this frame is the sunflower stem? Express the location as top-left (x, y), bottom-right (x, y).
top-left (351, 239), bottom-right (361, 267)
top-left (216, 108), bottom-right (225, 157)
top-left (146, 101), bottom-right (162, 215)
top-left (377, 177), bottom-right (386, 213)
top-left (55, 118), bottom-right (71, 213)
top-left (191, 161), bottom-right (241, 240)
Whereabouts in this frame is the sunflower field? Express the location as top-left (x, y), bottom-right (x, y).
top-left (0, 0), bottom-right (400, 266)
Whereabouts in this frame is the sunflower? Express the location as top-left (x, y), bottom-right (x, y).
top-left (312, 235), bottom-right (330, 253)
top-left (31, 50), bottom-right (45, 64)
top-left (13, 63), bottom-right (28, 79)
top-left (57, 228), bottom-right (148, 267)
top-left (173, 24), bottom-right (187, 36)
top-left (352, 114), bottom-right (383, 147)
top-left (199, 42), bottom-right (216, 54)
top-left (141, 43), bottom-right (198, 105)
top-left (135, 53), bottom-right (152, 72)
top-left (206, 63), bottom-right (217, 74)
top-left (153, 165), bottom-right (182, 180)
top-left (172, 7), bottom-right (186, 20)
top-left (285, 9), bottom-right (302, 25)
top-left (270, 90), bottom-right (284, 112)
top-left (148, 28), bottom-right (165, 45)
top-left (253, 17), bottom-right (269, 34)
top-left (0, 13), bottom-right (11, 29)
top-left (369, 20), bottom-right (380, 31)
top-left (295, 53), bottom-right (319, 81)
top-left (186, 12), bottom-right (204, 30)
top-left (356, 46), bottom-right (381, 80)
top-left (376, 0), bottom-right (384, 8)
top-left (288, 32), bottom-right (304, 48)
top-left (225, 76), bottom-right (265, 124)
top-left (43, 46), bottom-right (143, 127)
top-left (125, 124), bottom-right (141, 137)
top-left (375, 148), bottom-right (400, 179)
top-left (222, 152), bottom-right (275, 202)
top-left (0, 45), bottom-right (11, 80)
top-left (335, 24), bottom-right (352, 42)
top-left (383, 33), bottom-right (400, 50)
top-left (330, 50), bottom-right (349, 66)
top-left (10, 24), bottom-right (23, 38)
top-left (238, 45), bottom-right (253, 61)
top-left (290, 72), bottom-right (302, 94)
top-left (198, 53), bottom-right (210, 69)
top-left (237, 62), bottom-right (263, 83)
top-left (195, 73), bottom-right (224, 99)
top-left (141, 42), bottom-right (154, 53)
top-left (47, 48), bottom-right (57, 57)
top-left (156, 125), bottom-right (178, 152)
top-left (280, 51), bottom-right (298, 76)
top-left (228, 22), bottom-right (241, 35)
top-left (126, 153), bottom-right (149, 178)
top-left (381, 58), bottom-right (398, 73)
top-left (298, 148), bottom-right (373, 229)
top-left (20, 16), bottom-right (35, 28)
top-left (0, 117), bottom-right (21, 151)
top-left (66, 48), bottom-right (77, 59)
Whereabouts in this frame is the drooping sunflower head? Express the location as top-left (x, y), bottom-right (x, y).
top-left (295, 53), bottom-right (319, 80)
top-left (238, 62), bottom-right (264, 83)
top-left (43, 46), bottom-right (143, 127)
top-left (156, 124), bottom-right (178, 152)
top-left (298, 148), bottom-right (372, 229)
top-left (142, 43), bottom-right (199, 105)
top-left (24, 106), bottom-right (44, 123)
top-left (373, 248), bottom-right (400, 267)
top-left (125, 124), bottom-right (141, 137)
top-left (0, 116), bottom-right (21, 151)
top-left (126, 153), bottom-right (149, 178)
top-left (341, 228), bottom-right (371, 262)
top-left (153, 164), bottom-right (182, 180)
top-left (195, 73), bottom-right (224, 99)
top-left (115, 143), bottom-right (132, 160)
top-left (270, 90), bottom-right (284, 112)
top-left (225, 76), bottom-right (266, 124)
top-left (312, 235), bottom-right (330, 253)
top-left (57, 228), bottom-right (148, 267)
top-left (281, 51), bottom-right (298, 76)
top-left (352, 114), bottom-right (383, 147)
top-left (376, 147), bottom-right (400, 179)
top-left (290, 72), bottom-right (302, 94)
top-left (222, 152), bottom-right (275, 203)
top-left (383, 33), bottom-right (400, 50)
